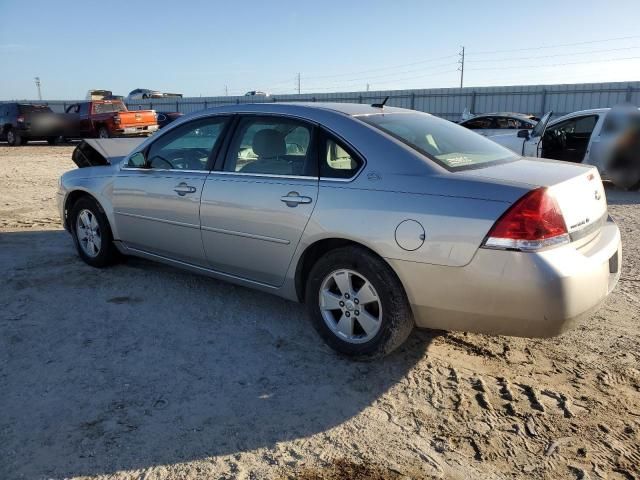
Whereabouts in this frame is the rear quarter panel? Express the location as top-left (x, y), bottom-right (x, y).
top-left (300, 181), bottom-right (512, 268)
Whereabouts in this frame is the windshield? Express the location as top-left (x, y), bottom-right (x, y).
top-left (357, 112), bottom-right (518, 171)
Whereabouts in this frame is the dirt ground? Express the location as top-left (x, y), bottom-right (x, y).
top-left (1, 145), bottom-right (639, 480)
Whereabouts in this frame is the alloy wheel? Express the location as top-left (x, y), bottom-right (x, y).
top-left (75, 209), bottom-right (102, 257)
top-left (318, 269), bottom-right (382, 344)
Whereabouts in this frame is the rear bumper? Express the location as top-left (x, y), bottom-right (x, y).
top-left (387, 218), bottom-right (621, 338)
top-left (116, 124), bottom-right (158, 136)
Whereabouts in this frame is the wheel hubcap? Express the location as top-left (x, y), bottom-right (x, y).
top-left (75, 209), bottom-right (102, 258)
top-left (319, 269), bottom-right (382, 344)
top-left (7, 131), bottom-right (14, 143)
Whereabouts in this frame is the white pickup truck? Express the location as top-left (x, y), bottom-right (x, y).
top-left (490, 107), bottom-right (640, 190)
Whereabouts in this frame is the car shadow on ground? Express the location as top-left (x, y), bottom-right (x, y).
top-left (0, 230), bottom-right (437, 479)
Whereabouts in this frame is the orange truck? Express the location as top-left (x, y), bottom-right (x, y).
top-left (63, 99), bottom-right (158, 138)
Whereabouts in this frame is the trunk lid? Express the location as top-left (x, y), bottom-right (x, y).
top-left (117, 110), bottom-right (157, 128)
top-left (462, 157), bottom-right (608, 239)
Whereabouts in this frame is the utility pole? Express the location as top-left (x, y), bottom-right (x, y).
top-left (225, 85), bottom-right (229, 96)
top-left (34, 76), bottom-right (42, 100)
top-left (458, 46), bottom-right (465, 89)
top-left (297, 73), bottom-right (301, 94)
top-left (366, 83), bottom-right (370, 92)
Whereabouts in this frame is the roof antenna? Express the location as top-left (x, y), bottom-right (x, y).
top-left (372, 96), bottom-right (389, 108)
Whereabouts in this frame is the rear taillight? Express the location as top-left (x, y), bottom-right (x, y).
top-left (16, 115), bottom-right (24, 123)
top-left (113, 115), bottom-right (121, 124)
top-left (482, 187), bottom-right (569, 251)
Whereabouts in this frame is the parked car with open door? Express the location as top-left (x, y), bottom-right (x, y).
top-left (491, 108), bottom-right (640, 190)
top-left (459, 112), bottom-right (538, 137)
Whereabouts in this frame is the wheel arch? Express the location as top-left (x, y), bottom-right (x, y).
top-left (64, 189), bottom-right (112, 233)
top-left (293, 237), bottom-right (396, 302)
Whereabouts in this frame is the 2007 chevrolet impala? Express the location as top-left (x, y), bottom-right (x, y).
top-left (58, 102), bottom-right (622, 358)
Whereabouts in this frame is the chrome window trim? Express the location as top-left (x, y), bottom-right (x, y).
top-left (120, 166), bottom-right (210, 174)
top-left (120, 109), bottom-right (368, 182)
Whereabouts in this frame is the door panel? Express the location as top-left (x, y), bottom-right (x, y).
top-left (112, 115), bottom-right (230, 265)
top-left (200, 174), bottom-right (317, 286)
top-left (113, 170), bottom-right (208, 265)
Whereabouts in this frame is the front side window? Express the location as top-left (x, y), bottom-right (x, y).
top-left (358, 112), bottom-right (518, 171)
top-left (137, 116), bottom-right (228, 170)
top-left (516, 119), bottom-right (535, 129)
top-left (545, 115), bottom-right (598, 139)
top-left (224, 117), bottom-right (315, 176)
top-left (462, 117), bottom-right (494, 129)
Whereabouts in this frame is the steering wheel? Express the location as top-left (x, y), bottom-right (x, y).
top-left (148, 155), bottom-right (173, 169)
top-left (165, 148), bottom-right (210, 170)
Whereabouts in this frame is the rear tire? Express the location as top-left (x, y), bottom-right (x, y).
top-left (97, 126), bottom-right (110, 138)
top-left (70, 196), bottom-right (118, 268)
top-left (305, 246), bottom-right (414, 359)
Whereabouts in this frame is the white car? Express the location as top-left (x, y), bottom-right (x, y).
top-left (459, 112), bottom-right (538, 137)
top-left (491, 107), bottom-right (640, 190)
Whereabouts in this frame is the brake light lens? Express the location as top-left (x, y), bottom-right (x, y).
top-left (483, 187), bottom-right (569, 251)
top-left (113, 115), bottom-right (121, 124)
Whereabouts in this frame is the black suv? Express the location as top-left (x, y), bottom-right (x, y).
top-left (0, 103), bottom-right (60, 146)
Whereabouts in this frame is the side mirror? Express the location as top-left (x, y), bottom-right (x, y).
top-left (127, 151), bottom-right (148, 168)
top-left (517, 129), bottom-right (530, 139)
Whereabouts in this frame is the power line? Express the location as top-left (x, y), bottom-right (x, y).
top-left (299, 53), bottom-right (459, 81)
top-left (302, 68), bottom-right (458, 92)
top-left (467, 55), bottom-right (640, 71)
top-left (470, 34), bottom-right (640, 55)
top-left (466, 45), bottom-right (640, 63)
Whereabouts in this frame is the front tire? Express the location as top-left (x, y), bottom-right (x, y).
top-left (70, 197), bottom-right (118, 268)
top-left (305, 246), bottom-right (414, 359)
top-left (6, 129), bottom-right (21, 146)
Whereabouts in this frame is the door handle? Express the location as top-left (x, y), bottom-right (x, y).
top-left (174, 182), bottom-right (197, 196)
top-left (280, 191), bottom-right (312, 207)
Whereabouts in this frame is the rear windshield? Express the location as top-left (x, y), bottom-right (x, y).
top-left (93, 102), bottom-right (126, 114)
top-left (18, 104), bottom-right (52, 114)
top-left (357, 112), bottom-right (518, 171)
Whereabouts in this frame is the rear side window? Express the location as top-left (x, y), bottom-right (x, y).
top-left (494, 117), bottom-right (519, 129)
top-left (321, 136), bottom-right (362, 179)
top-left (224, 116), bottom-right (316, 176)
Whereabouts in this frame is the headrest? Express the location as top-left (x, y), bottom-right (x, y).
top-left (252, 129), bottom-right (286, 158)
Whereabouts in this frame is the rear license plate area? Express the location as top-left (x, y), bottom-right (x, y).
top-left (609, 250), bottom-right (619, 274)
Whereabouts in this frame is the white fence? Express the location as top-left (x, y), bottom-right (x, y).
top-left (7, 81), bottom-right (640, 121)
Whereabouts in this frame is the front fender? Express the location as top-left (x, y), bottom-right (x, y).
top-left (60, 169), bottom-right (119, 239)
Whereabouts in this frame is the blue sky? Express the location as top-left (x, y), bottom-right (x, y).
top-left (1, 0), bottom-right (639, 99)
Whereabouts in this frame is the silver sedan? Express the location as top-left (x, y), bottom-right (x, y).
top-left (58, 103), bottom-right (622, 358)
